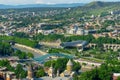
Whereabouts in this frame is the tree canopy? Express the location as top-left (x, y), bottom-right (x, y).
top-left (44, 58), bottom-right (81, 73)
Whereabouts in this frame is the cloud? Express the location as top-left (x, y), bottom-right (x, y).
top-left (36, 0), bottom-right (82, 4)
top-left (0, 0), bottom-right (119, 5)
top-left (36, 0), bottom-right (44, 4)
top-left (36, 0), bottom-right (55, 4)
top-left (0, 0), bottom-right (35, 5)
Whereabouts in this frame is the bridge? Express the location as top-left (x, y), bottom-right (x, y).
top-left (33, 53), bottom-right (74, 63)
top-left (10, 53), bottom-right (74, 63)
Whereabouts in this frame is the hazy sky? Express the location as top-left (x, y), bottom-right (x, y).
top-left (0, 0), bottom-right (120, 5)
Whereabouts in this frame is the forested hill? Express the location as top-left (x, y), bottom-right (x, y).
top-left (85, 1), bottom-right (120, 8)
top-left (64, 1), bottom-right (120, 18)
top-left (0, 1), bottom-right (120, 23)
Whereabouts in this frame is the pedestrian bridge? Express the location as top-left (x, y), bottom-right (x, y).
top-left (33, 53), bottom-right (74, 63)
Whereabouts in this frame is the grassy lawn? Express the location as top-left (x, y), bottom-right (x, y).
top-left (82, 57), bottom-right (104, 63)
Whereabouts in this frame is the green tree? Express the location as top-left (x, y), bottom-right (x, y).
top-left (15, 64), bottom-right (27, 78)
top-left (27, 52), bottom-right (34, 58)
top-left (13, 50), bottom-right (27, 59)
top-left (14, 32), bottom-right (29, 38)
top-left (117, 76), bottom-right (120, 80)
top-left (0, 42), bottom-right (14, 56)
top-left (35, 67), bottom-right (45, 77)
top-left (44, 58), bottom-right (81, 73)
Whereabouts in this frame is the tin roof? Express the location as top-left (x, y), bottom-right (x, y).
top-left (61, 40), bottom-right (88, 47)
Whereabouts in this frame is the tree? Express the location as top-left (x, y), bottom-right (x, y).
top-left (35, 67), bottom-right (45, 77)
top-left (73, 61), bottom-right (81, 72)
top-left (102, 20), bottom-right (115, 28)
top-left (27, 52), bottom-right (34, 58)
top-left (14, 32), bottom-right (29, 38)
top-left (80, 61), bottom-right (120, 80)
top-left (117, 76), bottom-right (120, 80)
top-left (0, 42), bottom-right (14, 56)
top-left (0, 36), bottom-right (38, 48)
top-left (44, 58), bottom-right (81, 73)
top-left (0, 60), bottom-right (27, 78)
top-left (15, 64), bottom-right (27, 78)
top-left (13, 50), bottom-right (27, 59)
top-left (82, 63), bottom-right (87, 67)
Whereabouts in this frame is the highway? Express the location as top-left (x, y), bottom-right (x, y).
top-left (12, 43), bottom-right (47, 58)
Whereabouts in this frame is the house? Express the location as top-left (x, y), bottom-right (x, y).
top-left (42, 30), bottom-right (55, 35)
top-left (67, 24), bottom-right (78, 34)
top-left (76, 28), bottom-right (84, 35)
top-left (111, 10), bottom-right (120, 15)
top-left (67, 24), bottom-right (85, 35)
top-left (37, 29), bottom-right (55, 35)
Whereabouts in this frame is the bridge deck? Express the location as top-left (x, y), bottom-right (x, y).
top-left (33, 53), bottom-right (74, 63)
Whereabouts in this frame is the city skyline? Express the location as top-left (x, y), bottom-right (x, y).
top-left (0, 0), bottom-right (120, 5)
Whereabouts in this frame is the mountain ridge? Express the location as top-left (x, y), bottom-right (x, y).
top-left (85, 1), bottom-right (120, 8)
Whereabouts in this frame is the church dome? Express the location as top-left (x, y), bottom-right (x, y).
top-left (67, 59), bottom-right (73, 66)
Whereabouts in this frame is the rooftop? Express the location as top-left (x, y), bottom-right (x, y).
top-left (113, 73), bottom-right (120, 76)
top-left (22, 77), bottom-right (73, 80)
top-left (67, 59), bottom-right (73, 66)
top-left (61, 40), bottom-right (88, 47)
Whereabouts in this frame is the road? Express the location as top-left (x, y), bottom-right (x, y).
top-left (12, 43), bottom-right (47, 58)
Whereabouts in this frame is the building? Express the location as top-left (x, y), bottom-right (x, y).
top-left (27, 64), bottom-right (34, 80)
top-left (110, 10), bottom-right (120, 15)
top-left (67, 24), bottom-right (85, 35)
top-left (67, 25), bottom-right (78, 34)
top-left (47, 65), bottom-right (55, 78)
top-left (38, 77), bottom-right (72, 80)
top-left (0, 71), bottom-right (15, 80)
top-left (0, 67), bottom-right (15, 80)
top-left (60, 40), bottom-right (88, 52)
top-left (37, 59), bottom-right (74, 80)
top-left (76, 28), bottom-right (85, 35)
top-left (84, 30), bottom-right (97, 35)
top-left (60, 59), bottom-right (75, 77)
top-left (113, 73), bottom-right (120, 80)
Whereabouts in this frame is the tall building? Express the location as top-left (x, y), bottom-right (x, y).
top-left (6, 74), bottom-right (11, 80)
top-left (0, 72), bottom-right (6, 80)
top-left (56, 69), bottom-right (60, 77)
top-left (48, 65), bottom-right (54, 78)
top-left (27, 64), bottom-right (34, 80)
top-left (60, 59), bottom-right (75, 77)
top-left (0, 67), bottom-right (14, 80)
top-left (67, 59), bottom-right (73, 73)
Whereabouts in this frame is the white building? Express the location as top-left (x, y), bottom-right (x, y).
top-left (67, 25), bottom-right (85, 35)
top-left (76, 28), bottom-right (84, 35)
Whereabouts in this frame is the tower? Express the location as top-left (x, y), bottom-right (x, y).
top-left (6, 74), bottom-right (11, 80)
top-left (0, 72), bottom-right (6, 80)
top-left (48, 65), bottom-right (54, 78)
top-left (67, 59), bottom-right (73, 73)
top-left (57, 69), bottom-right (60, 77)
top-left (27, 64), bottom-right (33, 79)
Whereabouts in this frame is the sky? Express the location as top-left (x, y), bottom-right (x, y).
top-left (0, 0), bottom-right (120, 5)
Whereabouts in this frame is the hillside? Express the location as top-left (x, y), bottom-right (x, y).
top-left (63, 1), bottom-right (120, 18)
top-left (85, 1), bottom-right (120, 9)
top-left (84, 1), bottom-right (120, 15)
top-left (0, 1), bottom-right (120, 23)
